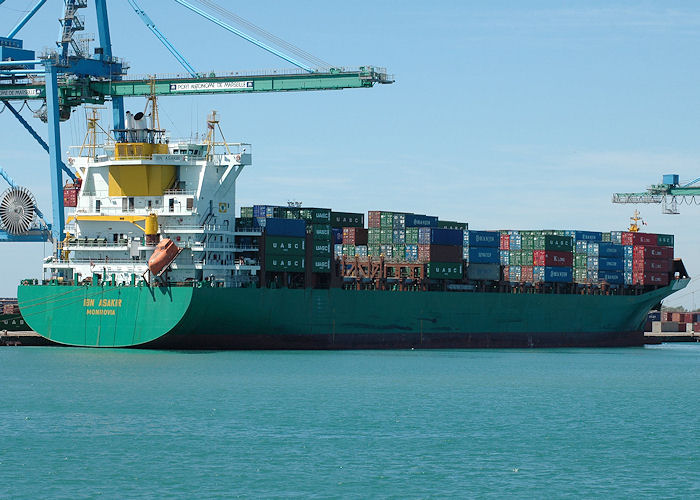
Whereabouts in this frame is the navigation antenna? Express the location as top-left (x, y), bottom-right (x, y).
top-left (78, 107), bottom-right (112, 158)
top-left (629, 209), bottom-right (646, 232)
top-left (204, 110), bottom-right (232, 159)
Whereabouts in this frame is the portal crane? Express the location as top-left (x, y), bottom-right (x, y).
top-left (0, 0), bottom-right (393, 244)
top-left (612, 174), bottom-right (700, 214)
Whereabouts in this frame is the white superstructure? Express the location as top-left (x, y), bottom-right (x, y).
top-left (44, 108), bottom-right (261, 287)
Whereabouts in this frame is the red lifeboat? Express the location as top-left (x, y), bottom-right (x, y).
top-left (148, 238), bottom-right (182, 277)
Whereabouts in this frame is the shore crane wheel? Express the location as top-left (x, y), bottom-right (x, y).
top-left (0, 186), bottom-right (38, 235)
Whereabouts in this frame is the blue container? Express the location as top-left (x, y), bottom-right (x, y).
top-left (405, 244), bottom-right (418, 262)
top-left (535, 266), bottom-right (573, 283)
top-left (648, 311), bottom-right (662, 322)
top-left (624, 259), bottom-right (633, 272)
top-left (464, 246), bottom-right (500, 264)
top-left (405, 214), bottom-right (438, 228)
top-left (265, 218), bottom-right (306, 237)
top-left (599, 270), bottom-right (624, 284)
top-left (598, 242), bottom-right (623, 258)
top-left (418, 227), bottom-right (431, 245)
top-left (463, 230), bottom-right (500, 247)
top-left (253, 205), bottom-right (277, 218)
top-left (663, 174), bottom-right (679, 186)
top-left (598, 257), bottom-right (624, 272)
top-left (430, 228), bottom-right (463, 246)
top-left (623, 246), bottom-right (633, 259)
top-left (574, 231), bottom-right (603, 242)
top-left (253, 217), bottom-right (267, 228)
top-left (332, 228), bottom-right (343, 244)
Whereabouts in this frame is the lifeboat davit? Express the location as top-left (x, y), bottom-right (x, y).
top-left (148, 238), bottom-right (183, 277)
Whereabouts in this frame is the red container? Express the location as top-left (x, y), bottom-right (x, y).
top-left (500, 234), bottom-right (510, 251)
top-left (661, 311), bottom-right (673, 322)
top-left (682, 313), bottom-right (693, 323)
top-left (693, 322), bottom-right (700, 333)
top-left (63, 179), bottom-right (82, 208)
top-left (633, 246), bottom-right (673, 260)
top-left (621, 232), bottom-right (658, 246)
top-left (632, 271), bottom-right (669, 286)
top-left (521, 265), bottom-right (534, 282)
top-left (632, 258), bottom-right (672, 273)
top-left (678, 323), bottom-right (688, 332)
top-left (368, 211), bottom-right (381, 228)
top-left (342, 228), bottom-right (368, 246)
top-left (671, 312), bottom-right (682, 322)
top-left (418, 244), bottom-right (462, 262)
top-left (533, 250), bottom-right (573, 267)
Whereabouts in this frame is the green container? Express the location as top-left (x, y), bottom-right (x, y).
top-left (521, 235), bottom-right (534, 250)
top-left (266, 255), bottom-right (305, 272)
top-left (265, 236), bottom-right (305, 256)
top-left (574, 253), bottom-right (588, 268)
top-left (283, 207), bottom-right (301, 219)
top-left (380, 212), bottom-right (394, 228)
top-left (509, 250), bottom-right (521, 266)
top-left (534, 235), bottom-right (573, 251)
top-left (426, 262), bottom-right (463, 279)
top-left (311, 224), bottom-right (331, 241)
top-left (300, 208), bottom-right (332, 224)
top-left (406, 227), bottom-right (419, 244)
top-left (521, 250), bottom-right (533, 266)
top-left (368, 228), bottom-right (381, 245)
top-left (393, 244), bottom-right (405, 260)
top-left (312, 257), bottom-right (332, 274)
top-left (601, 232), bottom-right (611, 243)
top-left (657, 234), bottom-right (674, 247)
top-left (312, 241), bottom-right (332, 256)
top-left (236, 217), bottom-right (254, 229)
top-left (574, 268), bottom-right (588, 283)
top-left (331, 211), bottom-right (364, 228)
top-left (368, 245), bottom-right (381, 257)
top-left (240, 206), bottom-right (253, 218)
top-left (342, 244), bottom-right (356, 257)
top-left (380, 228), bottom-right (393, 244)
top-left (438, 220), bottom-right (468, 230)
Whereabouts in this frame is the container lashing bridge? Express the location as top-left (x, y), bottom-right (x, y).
top-left (0, 0), bottom-right (393, 244)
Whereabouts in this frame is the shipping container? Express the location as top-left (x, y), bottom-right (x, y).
top-left (356, 245), bottom-right (368, 257)
top-left (632, 258), bottom-right (672, 273)
top-left (426, 262), bottom-right (463, 279)
top-left (240, 206), bottom-right (254, 218)
top-left (533, 250), bottom-right (573, 267)
top-left (392, 213), bottom-right (406, 229)
top-left (598, 270), bottom-right (624, 284)
top-left (574, 267), bottom-right (588, 283)
top-left (418, 228), bottom-right (463, 246)
top-left (576, 241), bottom-right (588, 254)
top-left (406, 214), bottom-right (439, 228)
top-left (331, 211), bottom-right (364, 228)
top-left (597, 243), bottom-right (624, 259)
top-left (587, 256), bottom-right (599, 270)
top-left (405, 244), bottom-right (419, 262)
top-left (310, 224), bottom-right (332, 240)
top-left (265, 218), bottom-right (306, 238)
top-left (463, 230), bottom-right (500, 247)
top-left (656, 234), bottom-right (674, 247)
top-left (533, 235), bottom-right (573, 252)
top-left (266, 256), bottom-right (305, 272)
top-left (621, 232), bottom-right (658, 246)
top-left (405, 227), bottom-right (419, 244)
top-left (265, 236), bottom-right (306, 256)
top-left (533, 266), bottom-right (573, 283)
top-left (299, 208), bottom-right (331, 224)
top-left (598, 257), bottom-right (624, 272)
top-left (380, 244), bottom-right (394, 259)
top-left (466, 263), bottom-right (501, 281)
top-left (380, 212), bottom-right (394, 228)
top-left (332, 228), bottom-right (343, 244)
top-left (574, 253), bottom-right (588, 269)
top-left (380, 228), bottom-right (393, 244)
top-left (312, 257), bottom-right (332, 273)
top-left (632, 271), bottom-right (670, 286)
top-left (633, 246), bottom-right (673, 261)
top-left (500, 233), bottom-right (510, 251)
top-left (574, 231), bottom-right (603, 242)
top-left (312, 241), bottom-right (332, 256)
top-left (392, 229), bottom-right (406, 244)
top-left (463, 246), bottom-right (500, 264)
top-left (368, 211), bottom-right (381, 228)
top-left (509, 250), bottom-right (522, 266)
top-left (334, 244), bottom-right (343, 257)
top-left (343, 227), bottom-right (368, 246)
top-left (503, 265), bottom-right (521, 282)
top-left (500, 250), bottom-right (510, 266)
top-left (368, 228), bottom-right (381, 245)
top-left (437, 220), bottom-right (468, 230)
top-left (419, 244), bottom-right (463, 262)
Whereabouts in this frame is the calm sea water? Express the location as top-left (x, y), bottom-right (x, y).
top-left (1, 345), bottom-right (699, 499)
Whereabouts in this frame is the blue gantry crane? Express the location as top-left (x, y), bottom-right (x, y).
top-left (0, 0), bottom-right (392, 245)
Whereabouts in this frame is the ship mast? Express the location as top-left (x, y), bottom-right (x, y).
top-left (629, 209), bottom-right (646, 232)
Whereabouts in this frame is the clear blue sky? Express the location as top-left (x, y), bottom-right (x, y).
top-left (1, 0), bottom-right (700, 308)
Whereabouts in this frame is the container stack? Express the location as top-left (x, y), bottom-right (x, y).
top-left (263, 218), bottom-right (306, 272)
top-left (301, 208), bottom-right (333, 274)
top-left (626, 232), bottom-right (674, 286)
top-left (463, 230), bottom-right (500, 280)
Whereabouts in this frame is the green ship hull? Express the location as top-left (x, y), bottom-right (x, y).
top-left (17, 279), bottom-right (689, 349)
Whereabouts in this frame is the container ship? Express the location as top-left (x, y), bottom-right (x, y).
top-left (15, 102), bottom-right (690, 349)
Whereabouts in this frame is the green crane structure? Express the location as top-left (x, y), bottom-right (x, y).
top-left (612, 175), bottom-right (700, 214)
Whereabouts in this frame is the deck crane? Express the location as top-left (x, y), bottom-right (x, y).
top-left (0, 0), bottom-right (393, 245)
top-left (612, 174), bottom-right (700, 214)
